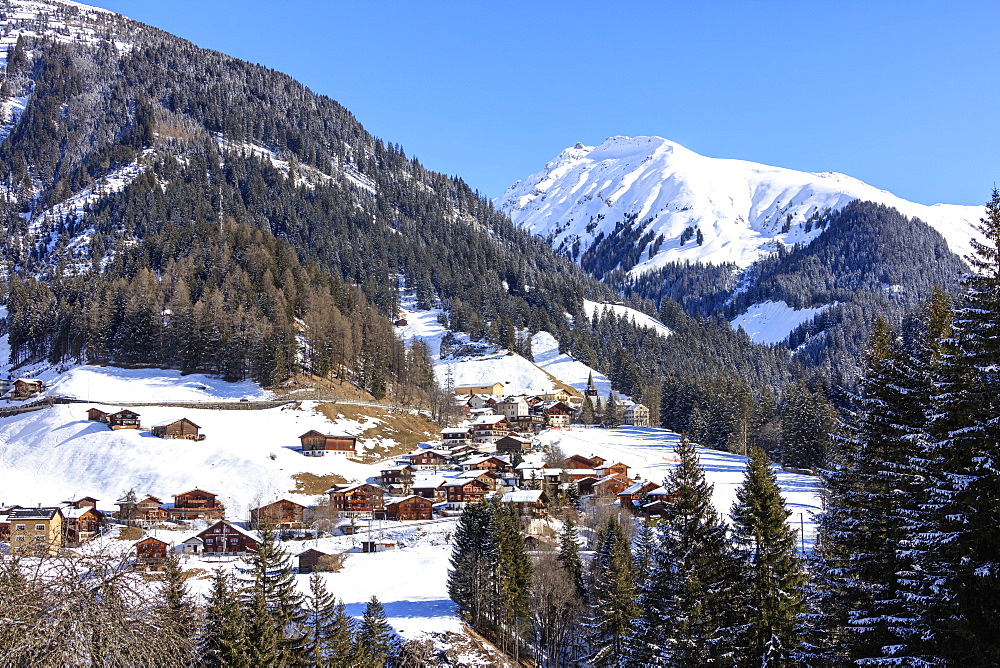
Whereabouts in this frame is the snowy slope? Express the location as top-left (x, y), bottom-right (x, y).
top-left (730, 300), bottom-right (833, 345)
top-left (583, 299), bottom-right (672, 337)
top-left (497, 136), bottom-right (984, 272)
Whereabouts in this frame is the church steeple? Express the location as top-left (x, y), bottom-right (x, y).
top-left (585, 371), bottom-right (598, 397)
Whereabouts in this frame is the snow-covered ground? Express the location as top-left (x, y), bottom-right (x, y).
top-left (34, 365), bottom-right (272, 403)
top-left (729, 300), bottom-right (832, 345)
top-left (531, 331), bottom-right (617, 398)
top-left (498, 135), bottom-right (984, 272)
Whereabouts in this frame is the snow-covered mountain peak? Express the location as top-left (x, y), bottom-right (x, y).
top-left (498, 135), bottom-right (984, 272)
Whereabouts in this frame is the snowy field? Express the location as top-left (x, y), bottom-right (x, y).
top-left (729, 300), bottom-right (833, 345)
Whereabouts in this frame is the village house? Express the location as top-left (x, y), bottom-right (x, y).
top-left (455, 382), bottom-right (505, 396)
top-left (166, 489), bottom-right (225, 522)
top-left (383, 495), bottom-right (435, 521)
top-left (406, 449), bottom-right (450, 470)
top-left (9, 507), bottom-right (63, 556)
top-left (495, 434), bottom-right (532, 455)
top-left (538, 389), bottom-right (573, 404)
top-left (588, 474), bottom-right (635, 498)
top-left (440, 427), bottom-right (472, 447)
top-left (411, 476), bottom-right (449, 502)
top-left (445, 478), bottom-right (493, 506)
top-left (596, 462), bottom-right (631, 478)
top-left (378, 464), bottom-right (416, 491)
top-left (108, 409), bottom-right (141, 430)
top-left (87, 408), bottom-right (110, 423)
top-left (197, 520), bottom-right (260, 556)
top-left (541, 401), bottom-right (574, 427)
top-left (326, 483), bottom-right (386, 518)
top-left (556, 454), bottom-right (606, 470)
top-left (500, 489), bottom-right (550, 517)
top-left (299, 430), bottom-right (357, 456)
top-left (466, 395), bottom-right (498, 411)
top-left (624, 403), bottom-right (651, 427)
top-left (135, 536), bottom-right (170, 570)
top-left (298, 547), bottom-right (339, 574)
top-left (12, 378), bottom-right (45, 399)
top-left (62, 499), bottom-right (103, 547)
top-left (495, 397), bottom-right (529, 420)
top-left (152, 418), bottom-right (203, 440)
top-left (470, 414), bottom-right (511, 444)
top-left (460, 455), bottom-right (511, 475)
top-left (249, 499), bottom-right (306, 530)
top-left (618, 480), bottom-right (664, 513)
top-left (181, 536), bottom-right (204, 555)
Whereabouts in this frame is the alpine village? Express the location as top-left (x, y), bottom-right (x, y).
top-left (0, 1), bottom-right (997, 667)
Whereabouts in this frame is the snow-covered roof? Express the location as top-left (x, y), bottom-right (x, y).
top-left (501, 490), bottom-right (545, 504)
top-left (472, 414), bottom-right (508, 426)
top-left (620, 480), bottom-right (661, 496)
top-left (441, 428), bottom-right (471, 435)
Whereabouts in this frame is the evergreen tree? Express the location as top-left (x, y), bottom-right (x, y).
top-left (629, 436), bottom-right (736, 665)
top-left (492, 502), bottom-right (533, 661)
top-left (448, 502), bottom-right (496, 628)
top-left (588, 515), bottom-right (639, 666)
top-left (729, 446), bottom-right (806, 666)
top-left (200, 569), bottom-right (247, 667)
top-left (911, 190), bottom-right (1000, 665)
top-left (235, 526), bottom-right (309, 666)
top-left (353, 596), bottom-right (399, 666)
top-left (303, 572), bottom-right (353, 667)
top-left (604, 390), bottom-right (622, 428)
top-left (557, 519), bottom-right (586, 600)
top-left (157, 555), bottom-right (198, 661)
top-left (581, 396), bottom-right (595, 426)
top-left (780, 380), bottom-right (838, 469)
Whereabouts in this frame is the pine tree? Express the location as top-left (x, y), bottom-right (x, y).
top-left (604, 390), bottom-right (622, 428)
top-left (588, 515), bottom-right (639, 667)
top-left (235, 526), bottom-right (309, 666)
top-left (448, 502), bottom-right (496, 628)
top-left (629, 436), bottom-right (736, 666)
top-left (557, 519), bottom-right (586, 600)
top-left (780, 380), bottom-right (838, 469)
top-left (200, 569), bottom-right (248, 667)
top-left (304, 572), bottom-right (354, 667)
top-left (911, 190), bottom-right (1000, 665)
top-left (492, 502), bottom-right (533, 661)
top-left (353, 596), bottom-right (399, 666)
top-left (729, 446), bottom-right (806, 666)
top-left (157, 555), bottom-right (198, 661)
top-left (581, 396), bottom-right (595, 426)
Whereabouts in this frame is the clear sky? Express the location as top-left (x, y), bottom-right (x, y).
top-left (86, 1), bottom-right (998, 206)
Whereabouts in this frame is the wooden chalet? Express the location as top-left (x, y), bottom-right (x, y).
top-left (509, 414), bottom-right (544, 433)
top-left (411, 477), bottom-right (448, 501)
top-left (440, 427), bottom-right (472, 447)
top-left (299, 430), bottom-right (356, 456)
top-left (108, 409), bottom-right (141, 430)
top-left (470, 414), bottom-right (511, 444)
top-left (541, 401), bottom-right (574, 426)
top-left (383, 495), bottom-right (434, 521)
top-left (249, 499), bottom-right (306, 529)
top-left (152, 418), bottom-right (203, 440)
top-left (197, 520), bottom-right (260, 555)
top-left (406, 449), bottom-right (449, 470)
top-left (137, 495), bottom-right (168, 523)
top-left (298, 547), bottom-right (338, 573)
top-left (135, 536), bottom-right (170, 570)
top-left (379, 464), bottom-right (415, 490)
top-left (326, 483), bottom-right (386, 517)
top-left (558, 454), bottom-right (605, 469)
top-left (167, 489), bottom-right (225, 522)
top-left (87, 408), bottom-right (110, 423)
top-left (63, 505), bottom-right (102, 546)
top-left (495, 434), bottom-right (532, 455)
top-left (445, 478), bottom-right (493, 506)
top-left (590, 474), bottom-right (634, 498)
top-left (501, 489), bottom-right (550, 517)
top-left (461, 455), bottom-right (511, 474)
top-left (618, 481), bottom-right (664, 512)
top-left (12, 378), bottom-right (45, 399)
top-left (596, 462), bottom-right (630, 478)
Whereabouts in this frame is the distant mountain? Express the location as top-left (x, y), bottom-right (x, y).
top-left (497, 135), bottom-right (983, 277)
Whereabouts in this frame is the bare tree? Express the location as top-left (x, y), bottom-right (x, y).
top-left (530, 550), bottom-right (586, 666)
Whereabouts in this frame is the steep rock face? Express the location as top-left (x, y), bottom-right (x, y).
top-left (497, 135), bottom-right (983, 275)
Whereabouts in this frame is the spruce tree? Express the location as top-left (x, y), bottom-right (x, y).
top-left (200, 569), bottom-right (247, 667)
top-left (587, 515), bottom-right (639, 667)
top-left (235, 526), bottom-right (309, 666)
top-left (912, 190), bottom-right (1000, 665)
top-left (492, 502), bottom-right (533, 661)
top-left (729, 446), bottom-right (806, 666)
top-left (157, 555), bottom-right (198, 661)
top-left (447, 502), bottom-right (496, 628)
top-left (557, 518), bottom-right (586, 600)
top-left (353, 596), bottom-right (399, 666)
top-left (304, 572), bottom-right (354, 667)
top-left (629, 436), bottom-right (736, 666)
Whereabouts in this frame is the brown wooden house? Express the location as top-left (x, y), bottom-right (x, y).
top-left (299, 430), bottom-right (357, 456)
top-left (167, 489), bottom-right (225, 522)
top-left (500, 489), bottom-right (550, 517)
top-left (87, 408), bottom-right (110, 423)
top-left (250, 499), bottom-right (306, 530)
top-left (406, 449), bottom-right (449, 470)
top-left (597, 462), bottom-right (630, 478)
top-left (461, 455), bottom-right (511, 474)
top-left (326, 483), bottom-right (386, 517)
top-left (559, 454), bottom-right (604, 469)
top-left (378, 465), bottom-right (415, 490)
top-left (152, 418), bottom-right (203, 440)
top-left (108, 410), bottom-right (141, 430)
top-left (495, 434), bottom-right (532, 454)
top-left (197, 520), bottom-right (260, 555)
top-left (590, 474), bottom-right (634, 498)
top-left (445, 478), bottom-right (493, 505)
top-left (384, 495), bottom-right (434, 521)
top-left (298, 548), bottom-right (339, 574)
top-left (63, 506), bottom-right (102, 546)
top-left (618, 481), bottom-right (663, 513)
top-left (135, 536), bottom-right (170, 570)
top-left (12, 378), bottom-right (45, 399)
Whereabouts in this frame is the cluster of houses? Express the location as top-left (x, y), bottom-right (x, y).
top-left (1, 496), bottom-right (106, 556)
top-left (87, 408), bottom-right (205, 440)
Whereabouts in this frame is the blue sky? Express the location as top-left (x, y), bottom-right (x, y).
top-left (89, 1), bottom-right (998, 205)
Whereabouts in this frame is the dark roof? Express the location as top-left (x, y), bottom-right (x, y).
top-left (9, 507), bottom-right (61, 520)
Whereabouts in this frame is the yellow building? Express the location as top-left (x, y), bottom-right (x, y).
top-left (455, 382), bottom-right (505, 396)
top-left (9, 507), bottom-right (64, 556)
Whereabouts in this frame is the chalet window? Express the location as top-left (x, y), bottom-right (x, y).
top-left (35, 524), bottom-right (45, 531)
top-left (14, 536), bottom-right (24, 541)
top-left (15, 524), bottom-right (25, 531)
